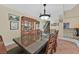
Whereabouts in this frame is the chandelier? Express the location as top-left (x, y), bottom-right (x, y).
top-left (39, 4), bottom-right (50, 20)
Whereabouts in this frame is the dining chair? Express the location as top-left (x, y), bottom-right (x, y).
top-left (45, 30), bottom-right (59, 54)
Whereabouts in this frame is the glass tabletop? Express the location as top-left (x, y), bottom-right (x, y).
top-left (13, 33), bottom-right (49, 54)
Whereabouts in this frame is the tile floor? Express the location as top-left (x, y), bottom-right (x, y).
top-left (55, 39), bottom-right (79, 54)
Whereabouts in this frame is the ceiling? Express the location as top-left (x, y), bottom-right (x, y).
top-left (2, 4), bottom-right (76, 21)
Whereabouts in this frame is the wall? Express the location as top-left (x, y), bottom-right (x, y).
top-left (63, 5), bottom-right (79, 38)
top-left (64, 17), bottom-right (79, 28)
top-left (50, 17), bottom-right (63, 38)
top-left (0, 5), bottom-right (25, 46)
top-left (64, 5), bottom-right (79, 28)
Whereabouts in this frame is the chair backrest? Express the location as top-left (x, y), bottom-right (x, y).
top-left (0, 35), bottom-right (7, 54)
top-left (45, 30), bottom-right (59, 54)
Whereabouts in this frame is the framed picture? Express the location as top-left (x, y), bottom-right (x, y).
top-left (63, 23), bottom-right (69, 29)
top-left (10, 21), bottom-right (19, 30)
top-left (8, 13), bottom-right (20, 21)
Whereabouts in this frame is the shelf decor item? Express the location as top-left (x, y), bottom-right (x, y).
top-left (10, 21), bottom-right (19, 30)
top-left (51, 23), bottom-right (59, 26)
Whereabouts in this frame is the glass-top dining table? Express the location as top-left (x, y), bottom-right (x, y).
top-left (13, 34), bottom-right (49, 54)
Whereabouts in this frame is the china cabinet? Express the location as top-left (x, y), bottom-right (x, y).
top-left (21, 16), bottom-right (41, 43)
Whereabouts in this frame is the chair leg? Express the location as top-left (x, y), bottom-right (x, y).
top-left (54, 45), bottom-right (56, 52)
top-left (54, 48), bottom-right (56, 52)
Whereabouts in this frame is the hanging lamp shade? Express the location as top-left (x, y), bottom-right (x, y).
top-left (39, 4), bottom-right (50, 20)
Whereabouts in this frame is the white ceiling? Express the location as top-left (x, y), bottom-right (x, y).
top-left (2, 4), bottom-right (76, 20)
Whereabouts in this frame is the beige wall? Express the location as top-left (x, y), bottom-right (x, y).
top-left (63, 5), bottom-right (79, 38)
top-left (64, 17), bottom-right (79, 28)
top-left (64, 5), bottom-right (79, 28)
top-left (50, 22), bottom-right (63, 38)
top-left (0, 5), bottom-right (25, 46)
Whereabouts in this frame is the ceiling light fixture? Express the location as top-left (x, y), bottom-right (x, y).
top-left (39, 4), bottom-right (50, 20)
